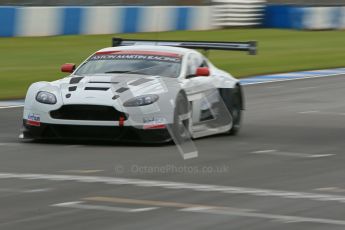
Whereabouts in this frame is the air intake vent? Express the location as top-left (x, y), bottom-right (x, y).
top-left (50, 105), bottom-right (127, 121)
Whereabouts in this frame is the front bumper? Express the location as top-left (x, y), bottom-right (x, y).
top-left (22, 120), bottom-right (172, 143)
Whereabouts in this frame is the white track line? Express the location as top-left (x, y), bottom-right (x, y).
top-left (299, 111), bottom-right (345, 116)
top-left (251, 150), bottom-right (335, 158)
top-left (299, 110), bottom-right (320, 114)
top-left (0, 187), bottom-right (51, 193)
top-left (52, 201), bottom-right (158, 213)
top-left (181, 207), bottom-right (345, 226)
top-left (0, 105), bottom-right (23, 109)
top-left (315, 187), bottom-right (345, 193)
top-left (0, 143), bottom-right (22, 147)
top-left (1, 172), bottom-right (345, 203)
top-left (242, 72), bottom-right (345, 86)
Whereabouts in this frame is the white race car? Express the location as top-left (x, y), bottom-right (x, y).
top-left (22, 38), bottom-right (256, 143)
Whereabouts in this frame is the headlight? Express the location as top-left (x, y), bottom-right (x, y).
top-left (123, 94), bottom-right (159, 107)
top-left (36, 91), bottom-right (57, 104)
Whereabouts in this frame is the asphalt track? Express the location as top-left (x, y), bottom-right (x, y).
top-left (1, 75), bottom-right (345, 230)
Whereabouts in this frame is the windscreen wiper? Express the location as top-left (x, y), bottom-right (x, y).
top-left (105, 70), bottom-right (148, 75)
top-left (104, 71), bottom-right (129, 74)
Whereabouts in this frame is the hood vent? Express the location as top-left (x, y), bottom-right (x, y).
top-left (69, 86), bottom-right (77, 92)
top-left (129, 78), bottom-right (153, 86)
top-left (89, 81), bottom-right (119, 84)
top-left (70, 77), bottom-right (84, 84)
top-left (116, 87), bottom-right (129, 93)
top-left (85, 87), bottom-right (109, 91)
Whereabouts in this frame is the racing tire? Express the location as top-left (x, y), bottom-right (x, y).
top-left (220, 85), bottom-right (243, 136)
top-left (170, 92), bottom-right (192, 143)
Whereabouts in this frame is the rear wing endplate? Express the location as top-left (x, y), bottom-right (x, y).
top-left (112, 38), bottom-right (257, 55)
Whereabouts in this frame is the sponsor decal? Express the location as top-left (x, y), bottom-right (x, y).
top-left (27, 113), bottom-right (41, 127)
top-left (28, 113), bottom-right (40, 121)
top-left (143, 117), bottom-right (167, 129)
top-left (90, 54), bottom-right (181, 63)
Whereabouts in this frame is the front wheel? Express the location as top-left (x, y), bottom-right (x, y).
top-left (170, 92), bottom-right (192, 143)
top-left (220, 86), bottom-right (243, 136)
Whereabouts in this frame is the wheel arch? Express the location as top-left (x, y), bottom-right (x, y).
top-left (236, 83), bottom-right (245, 110)
top-left (175, 89), bottom-right (190, 114)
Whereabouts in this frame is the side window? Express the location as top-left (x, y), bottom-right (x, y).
top-left (186, 53), bottom-right (203, 77)
top-left (200, 59), bottom-right (209, 68)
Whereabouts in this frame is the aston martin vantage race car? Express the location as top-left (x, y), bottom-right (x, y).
top-left (21, 38), bottom-right (256, 143)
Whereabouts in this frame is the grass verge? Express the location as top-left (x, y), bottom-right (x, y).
top-left (1, 29), bottom-right (345, 99)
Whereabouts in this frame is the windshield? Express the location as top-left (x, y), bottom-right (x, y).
top-left (75, 51), bottom-right (182, 78)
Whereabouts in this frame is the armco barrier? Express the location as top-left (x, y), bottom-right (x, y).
top-left (0, 6), bottom-right (213, 37)
top-left (264, 5), bottom-right (345, 30)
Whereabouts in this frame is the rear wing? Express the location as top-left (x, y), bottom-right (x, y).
top-left (112, 38), bottom-right (257, 55)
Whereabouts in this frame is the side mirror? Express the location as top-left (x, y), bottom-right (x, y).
top-left (61, 63), bottom-right (76, 73)
top-left (195, 67), bottom-right (210, 77)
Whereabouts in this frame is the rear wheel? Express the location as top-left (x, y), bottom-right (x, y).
top-left (220, 85), bottom-right (243, 135)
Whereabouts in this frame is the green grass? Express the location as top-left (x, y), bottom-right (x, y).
top-left (1, 29), bottom-right (345, 99)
